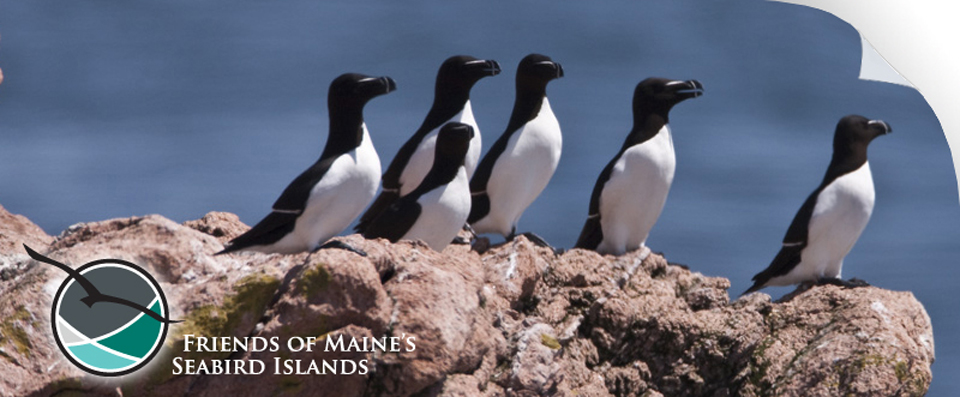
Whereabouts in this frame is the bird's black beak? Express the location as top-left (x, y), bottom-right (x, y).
top-left (382, 76), bottom-right (397, 94)
top-left (442, 122), bottom-right (475, 139)
top-left (458, 123), bottom-right (475, 139)
top-left (358, 76), bottom-right (396, 98)
top-left (667, 79), bottom-right (704, 101)
top-left (466, 59), bottom-right (501, 77)
top-left (868, 119), bottom-right (892, 135)
top-left (535, 60), bottom-right (564, 79)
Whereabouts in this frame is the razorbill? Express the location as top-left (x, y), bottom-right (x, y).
top-left (574, 78), bottom-right (704, 255)
top-left (217, 73), bottom-right (396, 255)
top-left (362, 122), bottom-right (474, 252)
top-left (355, 55), bottom-right (500, 233)
top-left (745, 115), bottom-right (892, 294)
top-left (468, 54), bottom-right (564, 245)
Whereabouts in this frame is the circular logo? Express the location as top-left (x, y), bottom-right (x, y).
top-left (51, 259), bottom-right (170, 376)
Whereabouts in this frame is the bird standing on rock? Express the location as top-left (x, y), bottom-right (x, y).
top-left (362, 122), bottom-right (475, 252)
top-left (356, 55), bottom-right (500, 234)
top-left (468, 54), bottom-right (564, 248)
top-left (575, 77), bottom-right (704, 256)
top-left (217, 73), bottom-right (396, 256)
top-left (745, 115), bottom-right (891, 294)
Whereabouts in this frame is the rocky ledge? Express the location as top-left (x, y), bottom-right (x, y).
top-left (0, 205), bottom-right (935, 396)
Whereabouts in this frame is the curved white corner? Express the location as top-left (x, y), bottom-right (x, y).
top-left (859, 35), bottom-right (912, 88)
top-left (770, 0), bottom-right (960, 202)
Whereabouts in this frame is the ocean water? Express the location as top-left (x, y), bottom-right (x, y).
top-left (0, 1), bottom-right (956, 393)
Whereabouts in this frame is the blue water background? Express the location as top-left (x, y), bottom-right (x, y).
top-left (1, 1), bottom-right (956, 393)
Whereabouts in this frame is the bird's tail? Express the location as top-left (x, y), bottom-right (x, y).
top-left (215, 244), bottom-right (240, 256)
top-left (574, 214), bottom-right (603, 250)
top-left (355, 189), bottom-right (400, 234)
top-left (741, 281), bottom-right (765, 297)
top-left (215, 211), bottom-right (298, 255)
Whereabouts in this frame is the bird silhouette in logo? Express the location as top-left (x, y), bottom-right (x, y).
top-left (24, 244), bottom-right (181, 324)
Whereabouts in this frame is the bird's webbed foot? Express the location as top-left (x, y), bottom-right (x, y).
top-left (315, 240), bottom-right (368, 257)
top-left (816, 277), bottom-right (870, 289)
top-left (451, 223), bottom-right (478, 245)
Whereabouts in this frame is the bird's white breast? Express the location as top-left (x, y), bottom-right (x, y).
top-left (766, 162), bottom-right (875, 286)
top-left (472, 98), bottom-right (562, 236)
top-left (276, 125), bottom-right (381, 252)
top-left (805, 162), bottom-right (875, 277)
top-left (402, 166), bottom-right (472, 251)
top-left (399, 101), bottom-right (481, 196)
top-left (596, 125), bottom-right (676, 255)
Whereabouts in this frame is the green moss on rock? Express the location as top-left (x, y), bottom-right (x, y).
top-left (541, 334), bottom-right (561, 350)
top-left (42, 378), bottom-right (87, 397)
top-left (0, 305), bottom-right (34, 356)
top-left (837, 353), bottom-right (928, 397)
top-left (177, 273), bottom-right (280, 339)
top-left (745, 337), bottom-right (775, 395)
top-left (277, 376), bottom-right (303, 395)
top-left (139, 273), bottom-right (280, 390)
top-left (297, 263), bottom-right (332, 297)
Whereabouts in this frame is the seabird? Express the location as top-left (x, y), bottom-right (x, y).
top-left (362, 122), bottom-right (475, 252)
top-left (468, 54), bottom-right (564, 247)
top-left (218, 73), bottom-right (396, 255)
top-left (356, 55), bottom-right (500, 233)
top-left (745, 115), bottom-right (891, 294)
top-left (574, 77), bottom-right (703, 255)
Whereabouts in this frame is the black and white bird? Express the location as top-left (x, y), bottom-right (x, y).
top-left (217, 73), bottom-right (396, 255)
top-left (574, 78), bottom-right (703, 255)
top-left (745, 115), bottom-right (891, 294)
top-left (355, 55), bottom-right (500, 233)
top-left (468, 54), bottom-right (564, 244)
top-left (362, 122), bottom-right (474, 252)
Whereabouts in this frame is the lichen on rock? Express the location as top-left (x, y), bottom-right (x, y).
top-left (176, 273), bottom-right (281, 341)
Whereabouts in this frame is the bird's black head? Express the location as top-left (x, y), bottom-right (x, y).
top-left (823, 115), bottom-right (891, 181)
top-left (516, 53), bottom-right (563, 91)
top-left (834, 114), bottom-right (892, 151)
top-left (328, 73), bottom-right (397, 110)
top-left (436, 55), bottom-right (501, 94)
top-left (324, 73), bottom-right (396, 155)
top-left (435, 122), bottom-right (474, 165)
top-left (632, 77), bottom-right (704, 121)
